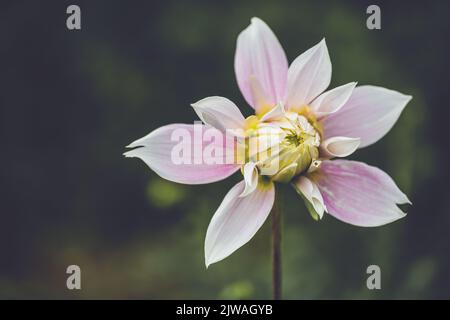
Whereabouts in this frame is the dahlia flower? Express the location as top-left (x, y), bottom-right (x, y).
top-left (125, 17), bottom-right (411, 269)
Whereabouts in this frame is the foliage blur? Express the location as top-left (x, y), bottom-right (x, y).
top-left (0, 0), bottom-right (449, 299)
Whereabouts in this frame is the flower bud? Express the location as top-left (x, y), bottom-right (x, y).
top-left (246, 112), bottom-right (321, 183)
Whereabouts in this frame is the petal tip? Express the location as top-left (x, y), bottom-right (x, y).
top-left (250, 16), bottom-right (262, 24)
top-left (353, 137), bottom-right (361, 147)
top-left (389, 210), bottom-right (407, 225)
top-left (125, 141), bottom-right (140, 148)
top-left (190, 100), bottom-right (203, 110)
top-left (204, 253), bottom-right (219, 269)
top-left (402, 196), bottom-right (413, 206)
top-left (123, 149), bottom-right (137, 158)
top-left (398, 93), bottom-right (413, 108)
top-left (321, 136), bottom-right (361, 158)
top-left (190, 103), bottom-right (201, 114)
top-left (318, 38), bottom-right (328, 49)
top-left (126, 135), bottom-right (149, 149)
top-left (125, 142), bottom-right (139, 149)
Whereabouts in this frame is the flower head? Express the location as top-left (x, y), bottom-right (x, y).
top-left (125, 17), bottom-right (412, 267)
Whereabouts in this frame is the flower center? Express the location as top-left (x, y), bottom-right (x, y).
top-left (245, 111), bottom-right (321, 183)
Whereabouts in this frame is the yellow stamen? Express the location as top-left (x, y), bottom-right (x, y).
top-left (244, 115), bottom-right (260, 131)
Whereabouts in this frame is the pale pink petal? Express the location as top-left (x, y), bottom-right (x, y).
top-left (310, 82), bottom-right (357, 118)
top-left (322, 85), bottom-right (412, 148)
top-left (320, 136), bottom-right (360, 158)
top-left (124, 124), bottom-right (239, 184)
top-left (247, 75), bottom-right (271, 112)
top-left (286, 39), bottom-right (331, 110)
top-left (205, 180), bottom-right (275, 267)
top-left (312, 160), bottom-right (410, 227)
top-left (191, 96), bottom-right (245, 132)
top-left (240, 162), bottom-right (259, 197)
top-left (293, 176), bottom-right (326, 219)
top-left (235, 17), bottom-right (288, 111)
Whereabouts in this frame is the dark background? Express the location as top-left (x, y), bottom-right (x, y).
top-left (0, 0), bottom-right (449, 299)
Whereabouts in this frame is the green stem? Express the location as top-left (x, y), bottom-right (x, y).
top-left (272, 191), bottom-right (282, 300)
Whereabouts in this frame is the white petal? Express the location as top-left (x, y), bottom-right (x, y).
top-left (310, 82), bottom-right (357, 118)
top-left (322, 85), bottom-right (412, 148)
top-left (205, 180), bottom-right (275, 267)
top-left (320, 136), bottom-right (361, 158)
top-left (293, 176), bottom-right (326, 219)
top-left (286, 39), bottom-right (332, 109)
top-left (260, 102), bottom-right (286, 122)
top-left (240, 162), bottom-right (259, 197)
top-left (191, 96), bottom-right (245, 132)
top-left (235, 17), bottom-right (288, 111)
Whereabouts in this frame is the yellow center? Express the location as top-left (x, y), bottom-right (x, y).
top-left (242, 108), bottom-right (321, 183)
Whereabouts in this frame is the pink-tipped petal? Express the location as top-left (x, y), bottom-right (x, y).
top-left (320, 136), bottom-right (361, 158)
top-left (191, 96), bottom-right (245, 132)
top-left (322, 85), bottom-right (412, 148)
top-left (312, 160), bottom-right (410, 227)
top-left (205, 180), bottom-right (275, 267)
top-left (124, 124), bottom-right (239, 184)
top-left (310, 82), bottom-right (357, 118)
top-left (235, 17), bottom-right (288, 111)
top-left (286, 39), bottom-right (332, 110)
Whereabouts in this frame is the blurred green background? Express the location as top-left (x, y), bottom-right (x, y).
top-left (1, 0), bottom-right (449, 299)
